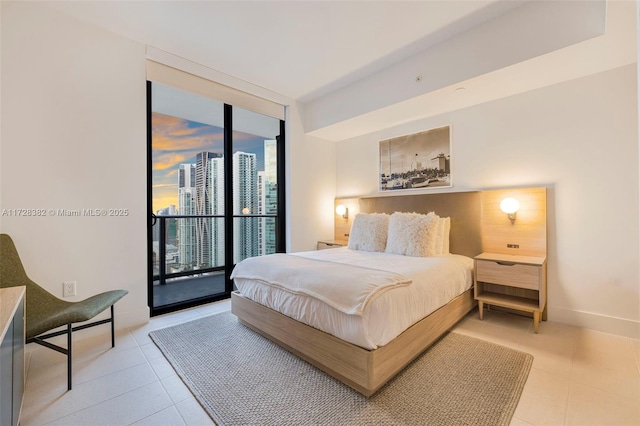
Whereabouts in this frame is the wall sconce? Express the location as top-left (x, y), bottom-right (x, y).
top-left (241, 207), bottom-right (250, 215)
top-left (500, 197), bottom-right (520, 224)
top-left (335, 204), bottom-right (348, 219)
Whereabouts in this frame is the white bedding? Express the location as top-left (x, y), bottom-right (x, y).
top-left (233, 247), bottom-right (474, 350)
top-left (230, 254), bottom-right (411, 315)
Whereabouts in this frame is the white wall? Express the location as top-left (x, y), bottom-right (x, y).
top-left (335, 65), bottom-right (640, 337)
top-left (0, 2), bottom-right (3, 216)
top-left (0, 2), bottom-right (336, 327)
top-left (1, 2), bottom-right (148, 327)
top-left (287, 103), bottom-right (337, 252)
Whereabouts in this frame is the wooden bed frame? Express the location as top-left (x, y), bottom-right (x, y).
top-left (231, 191), bottom-right (483, 396)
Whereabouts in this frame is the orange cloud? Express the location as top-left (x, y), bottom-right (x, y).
top-left (152, 112), bottom-right (223, 152)
top-left (153, 195), bottom-right (178, 213)
top-left (154, 152), bottom-right (188, 170)
top-left (153, 183), bottom-right (179, 212)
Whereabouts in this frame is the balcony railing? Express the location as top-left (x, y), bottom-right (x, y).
top-left (152, 214), bottom-right (278, 286)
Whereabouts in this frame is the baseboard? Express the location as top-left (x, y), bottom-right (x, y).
top-left (549, 306), bottom-right (640, 338)
top-left (117, 305), bottom-right (150, 330)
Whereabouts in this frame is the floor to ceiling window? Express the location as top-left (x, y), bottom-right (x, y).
top-left (146, 65), bottom-right (285, 316)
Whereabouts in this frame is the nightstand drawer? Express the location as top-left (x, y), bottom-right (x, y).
top-left (317, 241), bottom-right (343, 250)
top-left (476, 260), bottom-right (540, 290)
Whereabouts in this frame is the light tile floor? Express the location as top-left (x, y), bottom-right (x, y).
top-left (21, 302), bottom-right (640, 425)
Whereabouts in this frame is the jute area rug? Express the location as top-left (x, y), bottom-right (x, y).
top-left (150, 311), bottom-right (532, 426)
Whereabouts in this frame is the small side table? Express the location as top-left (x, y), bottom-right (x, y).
top-left (474, 252), bottom-right (547, 333)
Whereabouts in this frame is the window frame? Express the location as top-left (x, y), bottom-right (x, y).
top-left (146, 81), bottom-right (286, 316)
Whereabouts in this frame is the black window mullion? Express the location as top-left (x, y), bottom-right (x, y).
top-left (276, 120), bottom-right (286, 253)
top-left (146, 81), bottom-right (154, 311)
top-left (224, 104), bottom-right (234, 293)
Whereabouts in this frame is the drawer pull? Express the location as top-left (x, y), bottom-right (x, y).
top-left (496, 261), bottom-right (516, 266)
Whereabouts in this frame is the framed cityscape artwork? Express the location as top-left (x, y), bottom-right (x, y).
top-left (379, 125), bottom-right (451, 191)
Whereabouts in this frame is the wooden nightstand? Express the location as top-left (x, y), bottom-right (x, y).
top-left (317, 240), bottom-right (345, 250)
top-left (474, 252), bottom-right (547, 333)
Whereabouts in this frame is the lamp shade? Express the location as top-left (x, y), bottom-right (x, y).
top-left (335, 205), bottom-right (347, 216)
top-left (500, 198), bottom-right (520, 214)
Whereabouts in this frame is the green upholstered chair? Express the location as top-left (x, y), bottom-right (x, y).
top-left (0, 234), bottom-right (128, 390)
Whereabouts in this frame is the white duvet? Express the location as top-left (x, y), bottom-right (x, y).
top-left (232, 247), bottom-right (474, 350)
top-left (230, 253), bottom-right (412, 315)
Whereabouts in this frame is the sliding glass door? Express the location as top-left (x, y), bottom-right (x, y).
top-left (232, 107), bottom-right (282, 264)
top-left (147, 81), bottom-right (285, 315)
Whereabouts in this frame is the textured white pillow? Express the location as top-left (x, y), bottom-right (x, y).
top-left (434, 217), bottom-right (451, 255)
top-left (434, 217), bottom-right (445, 255)
top-left (347, 213), bottom-right (389, 252)
top-left (442, 217), bottom-right (451, 254)
top-left (385, 212), bottom-right (440, 257)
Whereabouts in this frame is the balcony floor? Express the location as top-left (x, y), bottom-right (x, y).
top-left (153, 273), bottom-right (226, 308)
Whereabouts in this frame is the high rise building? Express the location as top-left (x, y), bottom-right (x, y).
top-left (155, 205), bottom-right (178, 246)
top-left (261, 140), bottom-right (278, 255)
top-left (233, 151), bottom-right (258, 263)
top-left (194, 152), bottom-right (222, 268)
top-left (178, 164), bottom-right (196, 270)
top-left (179, 163), bottom-right (196, 189)
top-left (177, 147), bottom-right (268, 268)
top-left (257, 171), bottom-right (266, 255)
top-left (209, 156), bottom-right (225, 267)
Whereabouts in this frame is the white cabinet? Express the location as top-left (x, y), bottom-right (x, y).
top-left (0, 286), bottom-right (25, 426)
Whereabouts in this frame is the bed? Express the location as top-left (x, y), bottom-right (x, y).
top-left (231, 191), bottom-right (482, 396)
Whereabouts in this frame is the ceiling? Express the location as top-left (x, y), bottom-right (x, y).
top-left (43, 0), bottom-right (522, 102)
top-left (40, 1), bottom-right (636, 140)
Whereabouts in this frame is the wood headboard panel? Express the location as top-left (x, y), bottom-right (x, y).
top-left (480, 187), bottom-right (547, 257)
top-left (336, 191), bottom-right (483, 258)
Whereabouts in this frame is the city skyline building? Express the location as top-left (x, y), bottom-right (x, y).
top-left (209, 156), bottom-right (225, 268)
top-left (233, 151), bottom-right (259, 264)
top-left (194, 152), bottom-right (222, 267)
top-left (162, 142), bottom-right (276, 273)
top-left (177, 164), bottom-right (196, 271)
top-left (261, 140), bottom-right (278, 256)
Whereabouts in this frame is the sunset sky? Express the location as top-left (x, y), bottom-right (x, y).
top-left (152, 112), bottom-right (268, 212)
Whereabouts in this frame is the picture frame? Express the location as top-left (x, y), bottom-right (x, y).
top-left (379, 125), bottom-right (451, 191)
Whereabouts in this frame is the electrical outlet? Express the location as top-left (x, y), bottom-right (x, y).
top-left (63, 281), bottom-right (77, 297)
top-left (507, 244), bottom-right (520, 249)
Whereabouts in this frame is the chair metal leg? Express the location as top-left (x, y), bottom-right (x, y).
top-left (29, 306), bottom-right (119, 391)
top-left (67, 323), bottom-right (72, 390)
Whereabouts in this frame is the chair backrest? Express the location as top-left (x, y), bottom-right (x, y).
top-left (1, 233), bottom-right (60, 304)
top-left (1, 233), bottom-right (31, 288)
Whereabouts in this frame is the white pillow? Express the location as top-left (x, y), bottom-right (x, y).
top-left (442, 217), bottom-right (451, 254)
top-left (434, 217), bottom-right (445, 255)
top-left (347, 213), bottom-right (389, 252)
top-left (385, 212), bottom-right (440, 257)
top-left (434, 216), bottom-right (451, 255)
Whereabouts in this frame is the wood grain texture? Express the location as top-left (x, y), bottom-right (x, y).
top-left (476, 260), bottom-right (540, 290)
top-left (231, 289), bottom-right (476, 397)
top-left (334, 198), bottom-right (359, 244)
top-left (370, 289), bottom-right (476, 390)
top-left (481, 187), bottom-right (547, 257)
top-left (0, 286), bottom-right (25, 342)
top-left (474, 253), bottom-right (547, 333)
